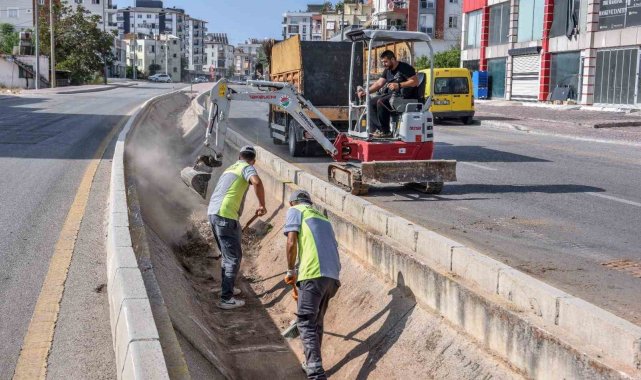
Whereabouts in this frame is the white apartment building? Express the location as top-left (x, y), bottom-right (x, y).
top-left (203, 33), bottom-right (234, 80)
top-left (234, 39), bottom-right (263, 78)
top-left (185, 16), bottom-right (206, 72)
top-left (282, 11), bottom-right (317, 41)
top-left (0, 0), bottom-right (35, 31)
top-left (124, 34), bottom-right (181, 81)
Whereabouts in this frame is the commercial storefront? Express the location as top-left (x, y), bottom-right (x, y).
top-left (460, 0), bottom-right (641, 106)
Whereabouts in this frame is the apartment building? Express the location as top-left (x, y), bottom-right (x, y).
top-left (0, 0), bottom-right (35, 31)
top-left (124, 33), bottom-right (181, 81)
top-left (460, 0), bottom-right (624, 105)
top-left (322, 2), bottom-right (373, 41)
top-left (203, 33), bottom-right (234, 80)
top-left (234, 39), bottom-right (264, 78)
top-left (282, 9), bottom-right (318, 40)
top-left (185, 16), bottom-right (206, 72)
top-left (369, 0), bottom-right (461, 52)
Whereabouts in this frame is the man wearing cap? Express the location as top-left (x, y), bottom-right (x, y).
top-left (208, 145), bottom-right (267, 309)
top-left (284, 190), bottom-right (341, 379)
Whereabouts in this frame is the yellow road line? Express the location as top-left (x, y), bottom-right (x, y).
top-left (13, 116), bottom-right (128, 380)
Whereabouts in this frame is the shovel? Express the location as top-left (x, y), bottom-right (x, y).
top-left (242, 211), bottom-right (260, 232)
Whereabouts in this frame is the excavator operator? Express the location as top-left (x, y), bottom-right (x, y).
top-left (357, 50), bottom-right (419, 137)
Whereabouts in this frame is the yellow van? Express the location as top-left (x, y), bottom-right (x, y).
top-left (419, 68), bottom-right (475, 124)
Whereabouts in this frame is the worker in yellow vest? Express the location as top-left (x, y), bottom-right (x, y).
top-left (284, 190), bottom-right (341, 379)
top-left (208, 145), bottom-right (266, 310)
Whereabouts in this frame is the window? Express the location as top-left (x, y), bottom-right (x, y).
top-left (137, 14), bottom-right (142, 18)
top-left (448, 16), bottom-right (458, 28)
top-left (550, 0), bottom-right (580, 37)
top-left (434, 77), bottom-right (470, 94)
top-left (173, 67), bottom-right (177, 72)
top-left (550, 52), bottom-right (580, 100)
top-left (465, 10), bottom-right (482, 48)
top-left (8, 8), bottom-right (18, 18)
top-left (489, 2), bottom-right (510, 45)
top-left (517, 0), bottom-right (544, 42)
top-left (74, 0), bottom-right (82, 3)
top-left (151, 45), bottom-right (155, 53)
top-left (450, 0), bottom-right (458, 3)
top-left (147, 14), bottom-right (152, 19)
top-left (91, 0), bottom-right (100, 4)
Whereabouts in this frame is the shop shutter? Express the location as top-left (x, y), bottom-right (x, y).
top-left (511, 54), bottom-right (540, 101)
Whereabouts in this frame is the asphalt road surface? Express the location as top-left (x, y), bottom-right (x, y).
top-left (225, 92), bottom-right (641, 325)
top-left (0, 82), bottom-right (182, 379)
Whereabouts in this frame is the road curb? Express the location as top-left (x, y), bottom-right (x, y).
top-left (216, 119), bottom-right (640, 378)
top-left (106, 91), bottom-right (184, 380)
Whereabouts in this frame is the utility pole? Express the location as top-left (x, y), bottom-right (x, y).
top-left (341, 9), bottom-right (345, 41)
top-left (49, 0), bottom-right (56, 88)
top-left (34, 0), bottom-right (40, 90)
top-left (103, 0), bottom-right (108, 84)
top-left (133, 10), bottom-right (137, 80)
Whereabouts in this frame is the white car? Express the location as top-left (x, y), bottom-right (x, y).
top-left (150, 73), bottom-right (172, 83)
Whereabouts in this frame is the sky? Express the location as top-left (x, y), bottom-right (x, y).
top-left (123, 0), bottom-right (319, 45)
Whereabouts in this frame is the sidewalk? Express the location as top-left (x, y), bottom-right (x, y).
top-left (474, 101), bottom-right (641, 145)
top-left (20, 81), bottom-right (138, 96)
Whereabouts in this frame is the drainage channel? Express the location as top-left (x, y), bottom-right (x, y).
top-left (124, 90), bottom-right (521, 379)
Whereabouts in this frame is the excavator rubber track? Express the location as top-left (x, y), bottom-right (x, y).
top-left (328, 163), bottom-right (369, 196)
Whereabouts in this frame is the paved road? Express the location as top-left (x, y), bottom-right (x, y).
top-left (226, 94), bottom-right (641, 325)
top-left (0, 83), bottom-right (182, 379)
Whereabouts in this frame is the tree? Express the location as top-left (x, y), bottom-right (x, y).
top-left (148, 63), bottom-right (161, 76)
top-left (226, 65), bottom-right (235, 79)
top-left (322, 1), bottom-right (334, 13)
top-left (37, 4), bottom-right (115, 85)
top-left (0, 23), bottom-right (19, 54)
top-left (415, 46), bottom-right (461, 70)
top-left (126, 66), bottom-right (143, 79)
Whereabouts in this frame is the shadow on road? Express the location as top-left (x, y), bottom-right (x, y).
top-left (434, 142), bottom-right (550, 163)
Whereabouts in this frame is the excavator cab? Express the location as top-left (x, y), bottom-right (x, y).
top-left (344, 29), bottom-right (435, 142)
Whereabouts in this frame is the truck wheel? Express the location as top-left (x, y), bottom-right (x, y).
top-left (461, 116), bottom-right (474, 125)
top-left (288, 124), bottom-right (305, 157)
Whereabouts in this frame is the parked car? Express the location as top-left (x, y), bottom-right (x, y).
top-left (419, 68), bottom-right (475, 125)
top-left (192, 77), bottom-right (208, 83)
top-left (149, 73), bottom-right (172, 83)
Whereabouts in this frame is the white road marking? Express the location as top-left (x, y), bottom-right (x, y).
top-left (460, 162), bottom-right (498, 171)
top-left (587, 192), bottom-right (641, 207)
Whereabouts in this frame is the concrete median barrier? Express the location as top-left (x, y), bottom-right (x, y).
top-left (116, 89), bottom-right (640, 379)
top-left (220, 123), bottom-right (641, 379)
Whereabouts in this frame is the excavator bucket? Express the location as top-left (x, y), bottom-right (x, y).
top-left (180, 167), bottom-right (211, 199)
top-left (180, 154), bottom-right (222, 199)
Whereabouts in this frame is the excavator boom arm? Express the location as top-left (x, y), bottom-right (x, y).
top-left (205, 79), bottom-right (339, 161)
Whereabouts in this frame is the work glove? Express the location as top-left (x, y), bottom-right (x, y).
top-left (284, 269), bottom-right (297, 285)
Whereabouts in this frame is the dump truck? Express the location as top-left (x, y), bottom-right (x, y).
top-left (268, 35), bottom-right (363, 156)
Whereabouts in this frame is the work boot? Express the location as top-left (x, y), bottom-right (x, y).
top-left (218, 297), bottom-right (245, 310)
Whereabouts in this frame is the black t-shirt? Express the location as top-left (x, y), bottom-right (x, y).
top-left (383, 61), bottom-right (418, 99)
